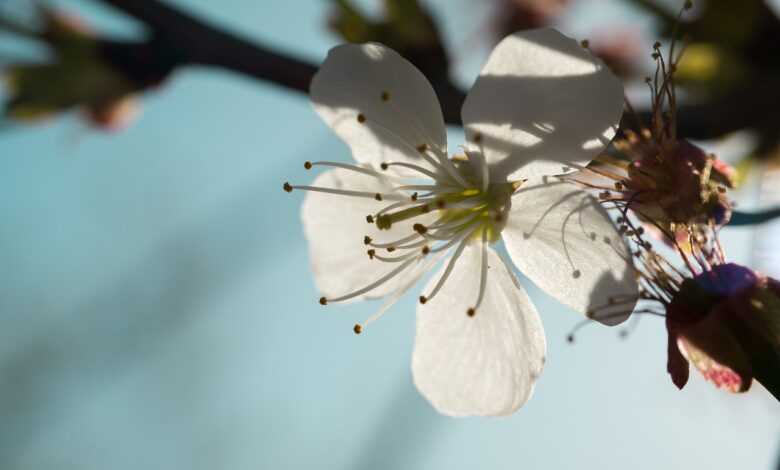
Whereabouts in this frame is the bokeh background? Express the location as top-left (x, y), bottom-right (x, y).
top-left (1, 0), bottom-right (779, 468)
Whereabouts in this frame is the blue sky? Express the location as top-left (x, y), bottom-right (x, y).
top-left (0, 1), bottom-right (778, 468)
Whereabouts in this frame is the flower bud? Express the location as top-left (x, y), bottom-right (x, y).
top-left (666, 263), bottom-right (780, 398)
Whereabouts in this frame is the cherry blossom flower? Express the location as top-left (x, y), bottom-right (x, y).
top-left (285, 28), bottom-right (638, 416)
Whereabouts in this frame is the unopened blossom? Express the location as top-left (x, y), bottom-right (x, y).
top-left (606, 203), bottom-right (779, 399)
top-left (286, 28), bottom-right (638, 416)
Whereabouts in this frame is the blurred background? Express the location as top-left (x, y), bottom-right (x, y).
top-left (1, 0), bottom-right (779, 468)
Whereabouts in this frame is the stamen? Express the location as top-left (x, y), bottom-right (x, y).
top-left (356, 250), bottom-right (448, 331)
top-left (324, 258), bottom-right (417, 303)
top-left (287, 184), bottom-right (406, 201)
top-left (305, 161), bottom-right (385, 178)
top-left (381, 161), bottom-right (441, 179)
top-left (420, 231), bottom-right (473, 303)
top-left (468, 228), bottom-right (489, 316)
top-left (372, 251), bottom-right (420, 263)
top-left (368, 233), bottom-right (420, 249)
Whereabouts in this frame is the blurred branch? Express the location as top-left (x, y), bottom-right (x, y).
top-left (729, 207), bottom-right (780, 226)
top-left (94, 0), bottom-right (317, 94)
top-left (94, 0), bottom-right (780, 140)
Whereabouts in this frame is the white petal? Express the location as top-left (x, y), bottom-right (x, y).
top-left (412, 245), bottom-right (546, 416)
top-left (310, 43), bottom-right (447, 175)
top-left (301, 169), bottom-right (434, 300)
top-left (461, 28), bottom-right (624, 181)
top-left (502, 179), bottom-right (638, 325)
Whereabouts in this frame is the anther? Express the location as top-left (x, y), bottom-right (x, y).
top-left (416, 144), bottom-right (428, 153)
top-left (421, 246), bottom-right (430, 255)
top-left (363, 236), bottom-right (372, 245)
top-left (367, 249), bottom-right (376, 259)
top-left (366, 215), bottom-right (375, 224)
top-left (387, 247), bottom-right (396, 253)
top-left (283, 182), bottom-right (293, 192)
top-left (411, 192), bottom-right (418, 202)
top-left (567, 334), bottom-right (575, 344)
top-left (353, 324), bottom-right (363, 334)
top-left (380, 162), bottom-right (389, 170)
top-left (357, 113), bottom-right (366, 123)
top-left (614, 181), bottom-right (624, 191)
top-left (374, 193), bottom-right (383, 201)
top-left (419, 295), bottom-right (427, 304)
top-left (580, 39), bottom-right (590, 49)
top-left (413, 223), bottom-right (427, 234)
top-left (466, 308), bottom-right (476, 317)
top-left (653, 41), bottom-right (661, 50)
top-left (303, 161), bottom-right (312, 170)
top-left (572, 269), bottom-right (581, 279)
top-left (319, 297), bottom-right (328, 305)
top-left (381, 91), bottom-right (390, 102)
top-left (472, 132), bottom-right (482, 143)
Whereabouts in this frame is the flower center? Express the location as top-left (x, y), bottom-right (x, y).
top-left (284, 153), bottom-right (517, 332)
top-left (375, 182), bottom-right (513, 243)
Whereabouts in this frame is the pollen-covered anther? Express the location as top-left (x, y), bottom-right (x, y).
top-left (572, 269), bottom-right (581, 279)
top-left (366, 215), bottom-right (375, 224)
top-left (421, 246), bottom-right (431, 255)
top-left (466, 308), bottom-right (476, 317)
top-left (410, 192), bottom-right (418, 202)
top-left (380, 91), bottom-right (390, 102)
top-left (419, 295), bottom-right (427, 304)
top-left (580, 39), bottom-right (590, 49)
top-left (283, 182), bottom-right (293, 192)
top-left (357, 113), bottom-right (366, 123)
top-left (303, 161), bottom-right (312, 170)
top-left (363, 236), bottom-right (372, 245)
top-left (353, 324), bottom-right (363, 334)
top-left (380, 162), bottom-right (389, 170)
top-left (387, 247), bottom-right (396, 253)
top-left (367, 249), bottom-right (376, 259)
top-left (472, 132), bottom-right (482, 143)
top-left (319, 297), bottom-right (328, 306)
top-left (413, 223), bottom-right (427, 234)
top-left (374, 193), bottom-right (383, 201)
top-left (416, 143), bottom-right (428, 153)
top-left (614, 181), bottom-right (624, 191)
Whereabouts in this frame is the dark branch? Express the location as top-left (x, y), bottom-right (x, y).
top-left (95, 0), bottom-right (317, 94)
top-left (95, 0), bottom-right (780, 139)
top-left (729, 207), bottom-right (780, 226)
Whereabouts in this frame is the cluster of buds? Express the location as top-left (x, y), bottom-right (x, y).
top-left (1, 5), bottom-right (170, 130)
top-left (569, 13), bottom-right (779, 400)
top-left (572, 37), bottom-right (734, 254)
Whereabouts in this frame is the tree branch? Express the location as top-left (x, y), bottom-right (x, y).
top-left (95, 0), bottom-right (318, 94)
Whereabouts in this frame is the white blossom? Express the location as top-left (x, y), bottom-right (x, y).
top-left (286, 28), bottom-right (638, 416)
